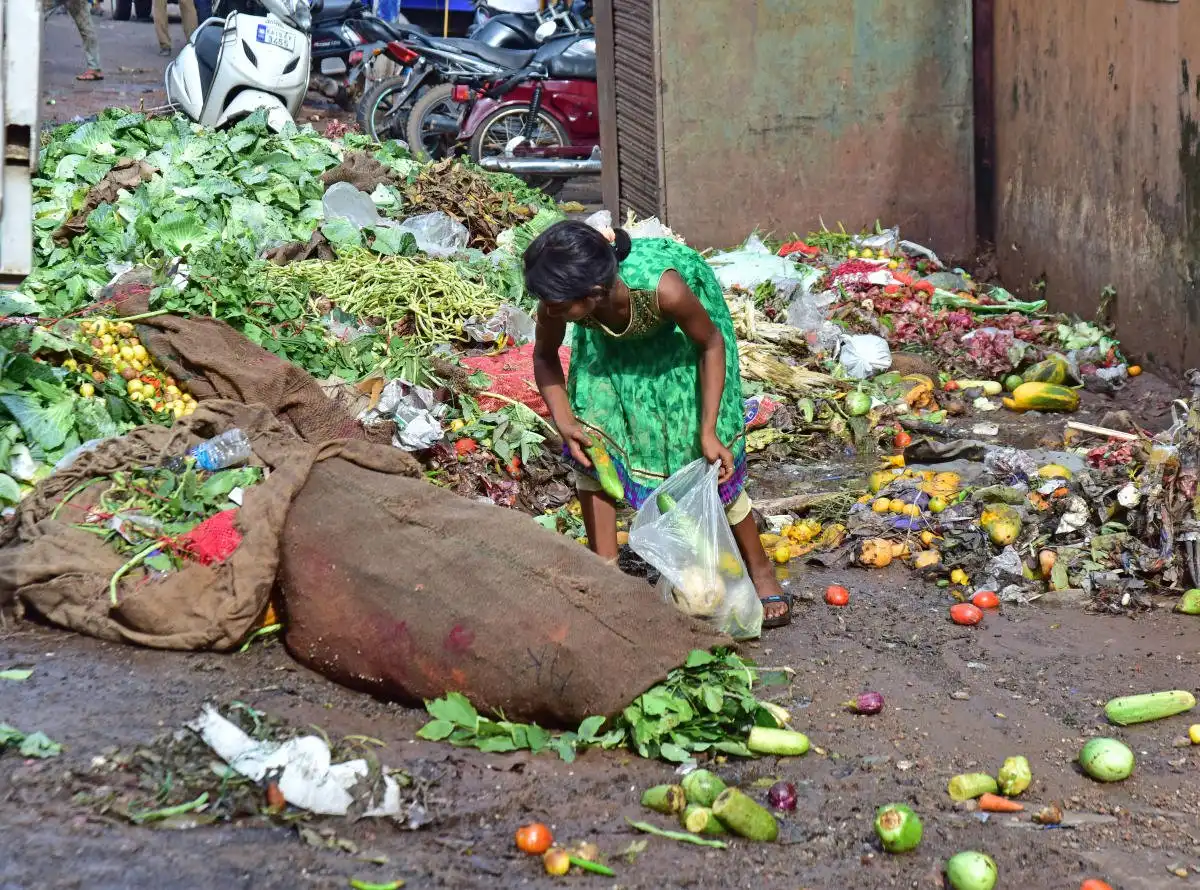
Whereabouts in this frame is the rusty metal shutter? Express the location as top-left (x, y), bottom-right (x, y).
top-left (610, 0), bottom-right (661, 220)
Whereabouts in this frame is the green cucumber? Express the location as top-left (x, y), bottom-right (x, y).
top-left (1104, 690), bottom-right (1196, 726)
top-left (711, 788), bottom-right (778, 842)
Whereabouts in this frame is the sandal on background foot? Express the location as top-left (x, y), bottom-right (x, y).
top-left (760, 592), bottom-right (793, 629)
top-left (76, 69), bottom-right (104, 81)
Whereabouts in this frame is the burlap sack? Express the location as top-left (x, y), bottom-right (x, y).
top-left (0, 402), bottom-right (415, 650)
top-left (278, 446), bottom-right (730, 727)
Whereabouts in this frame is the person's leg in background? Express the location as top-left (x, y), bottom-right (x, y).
top-left (179, 0), bottom-right (198, 40)
top-left (194, 0), bottom-right (212, 23)
top-left (66, 0), bottom-right (103, 78)
top-left (153, 0), bottom-right (171, 53)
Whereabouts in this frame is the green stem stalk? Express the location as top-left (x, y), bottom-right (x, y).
top-left (108, 542), bottom-right (161, 607)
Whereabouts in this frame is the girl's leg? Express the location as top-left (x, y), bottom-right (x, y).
top-left (730, 514), bottom-right (788, 622)
top-left (579, 489), bottom-right (620, 561)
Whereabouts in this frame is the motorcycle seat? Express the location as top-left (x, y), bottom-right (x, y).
top-left (438, 38), bottom-right (535, 69)
top-left (534, 35), bottom-right (595, 80)
top-left (313, 0), bottom-right (361, 23)
top-left (542, 51), bottom-right (595, 80)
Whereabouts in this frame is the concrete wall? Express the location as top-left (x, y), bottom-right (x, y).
top-left (995, 0), bottom-right (1200, 372)
top-left (653, 0), bottom-right (976, 256)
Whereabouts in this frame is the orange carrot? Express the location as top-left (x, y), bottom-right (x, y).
top-left (977, 793), bottom-right (1024, 813)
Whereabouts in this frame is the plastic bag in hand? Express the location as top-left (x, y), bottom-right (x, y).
top-left (629, 460), bottom-right (763, 640)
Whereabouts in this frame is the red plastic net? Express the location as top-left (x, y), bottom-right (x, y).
top-left (178, 509), bottom-right (244, 566)
top-left (462, 344), bottom-right (571, 418)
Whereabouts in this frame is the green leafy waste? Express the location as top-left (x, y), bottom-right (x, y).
top-left (0, 324), bottom-right (134, 498)
top-left (0, 724), bottom-right (62, 759)
top-left (416, 649), bottom-right (790, 763)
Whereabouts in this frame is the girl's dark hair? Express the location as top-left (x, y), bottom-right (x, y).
top-left (523, 220), bottom-right (632, 302)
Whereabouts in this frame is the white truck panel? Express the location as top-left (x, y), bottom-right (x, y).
top-left (0, 0), bottom-right (42, 287)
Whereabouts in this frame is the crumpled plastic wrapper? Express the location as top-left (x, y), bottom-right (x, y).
top-left (1055, 496), bottom-right (1091, 536)
top-left (463, 303), bottom-right (536, 346)
top-left (359, 379), bottom-right (448, 451)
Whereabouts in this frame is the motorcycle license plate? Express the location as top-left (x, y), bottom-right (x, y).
top-left (255, 24), bottom-right (295, 51)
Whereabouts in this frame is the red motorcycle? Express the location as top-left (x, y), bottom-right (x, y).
top-left (410, 32), bottom-right (600, 195)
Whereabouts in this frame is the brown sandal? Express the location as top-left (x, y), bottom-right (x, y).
top-left (76, 69), bottom-right (104, 81)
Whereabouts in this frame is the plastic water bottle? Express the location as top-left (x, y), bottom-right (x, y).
top-left (189, 429), bottom-right (252, 472)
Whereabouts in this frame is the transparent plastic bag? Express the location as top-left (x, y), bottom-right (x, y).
top-left (629, 460), bottom-right (763, 640)
top-left (395, 212), bottom-right (469, 257)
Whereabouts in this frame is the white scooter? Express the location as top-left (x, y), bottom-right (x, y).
top-left (166, 0), bottom-right (314, 131)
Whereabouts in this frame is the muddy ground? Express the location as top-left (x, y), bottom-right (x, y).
top-left (7, 22), bottom-right (1198, 890)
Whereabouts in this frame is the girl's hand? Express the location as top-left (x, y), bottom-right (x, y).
top-left (558, 419), bottom-right (594, 467)
top-left (701, 431), bottom-right (734, 483)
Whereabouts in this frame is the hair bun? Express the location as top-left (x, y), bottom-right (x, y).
top-left (611, 227), bottom-right (632, 262)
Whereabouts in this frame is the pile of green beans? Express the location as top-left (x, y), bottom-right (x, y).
top-left (264, 251), bottom-right (500, 346)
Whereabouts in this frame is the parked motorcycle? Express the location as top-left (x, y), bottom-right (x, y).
top-left (167, 0), bottom-right (313, 132)
top-left (310, 0), bottom-right (429, 109)
top-left (430, 31), bottom-right (599, 195)
top-left (355, 0), bottom-right (589, 146)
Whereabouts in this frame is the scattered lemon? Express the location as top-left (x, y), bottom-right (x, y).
top-left (79, 382), bottom-right (95, 398)
top-left (132, 345), bottom-right (148, 361)
top-left (928, 496), bottom-right (947, 513)
top-left (902, 503), bottom-right (921, 518)
top-left (861, 248), bottom-right (874, 259)
top-left (871, 499), bottom-right (891, 514)
top-left (888, 499), bottom-right (907, 514)
top-left (950, 568), bottom-right (969, 586)
top-left (1189, 724), bottom-right (1200, 744)
top-left (774, 544), bottom-right (791, 565)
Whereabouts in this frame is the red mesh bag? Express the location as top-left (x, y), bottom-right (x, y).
top-left (178, 509), bottom-right (243, 566)
top-left (461, 344), bottom-right (571, 417)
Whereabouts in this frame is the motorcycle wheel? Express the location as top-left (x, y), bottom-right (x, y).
top-left (357, 77), bottom-right (427, 145)
top-left (468, 105), bottom-right (570, 198)
top-left (405, 84), bottom-right (464, 161)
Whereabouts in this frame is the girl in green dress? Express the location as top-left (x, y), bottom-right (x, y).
top-left (525, 221), bottom-right (792, 628)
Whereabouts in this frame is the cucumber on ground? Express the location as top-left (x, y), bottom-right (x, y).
top-left (1104, 690), bottom-right (1196, 726)
top-left (711, 788), bottom-right (778, 842)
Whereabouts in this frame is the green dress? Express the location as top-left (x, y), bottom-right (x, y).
top-left (567, 238), bottom-right (747, 508)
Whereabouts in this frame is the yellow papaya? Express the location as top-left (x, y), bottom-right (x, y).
top-left (1002, 382), bottom-right (1079, 413)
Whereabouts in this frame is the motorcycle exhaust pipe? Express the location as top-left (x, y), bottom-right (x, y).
top-left (477, 156), bottom-right (602, 175)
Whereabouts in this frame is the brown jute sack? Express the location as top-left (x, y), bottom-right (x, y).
top-left (0, 402), bottom-right (410, 650)
top-left (278, 448), bottom-right (730, 727)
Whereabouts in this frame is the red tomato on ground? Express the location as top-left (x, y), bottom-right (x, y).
top-left (950, 603), bottom-right (983, 626)
top-left (970, 590), bottom-right (1000, 609)
top-left (825, 585), bottom-right (850, 607)
top-left (515, 823), bottom-right (553, 855)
